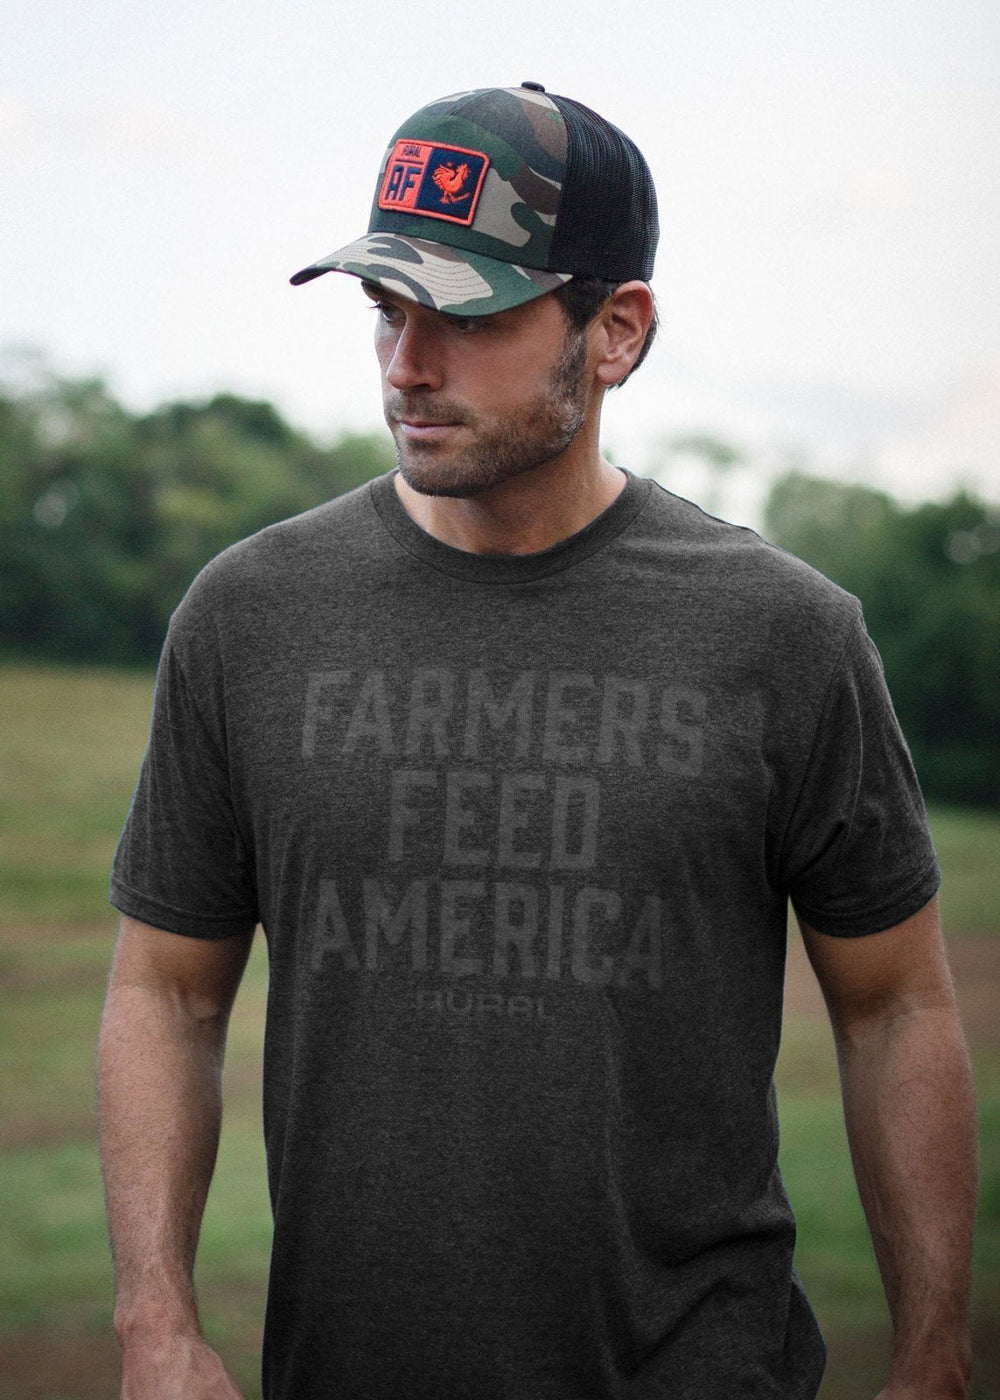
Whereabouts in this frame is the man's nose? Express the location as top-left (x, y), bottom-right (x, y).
top-left (384, 320), bottom-right (444, 392)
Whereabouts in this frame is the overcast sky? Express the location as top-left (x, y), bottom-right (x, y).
top-left (3, 0), bottom-right (998, 520)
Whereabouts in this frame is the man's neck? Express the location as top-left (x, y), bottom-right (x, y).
top-left (393, 453), bottom-right (627, 557)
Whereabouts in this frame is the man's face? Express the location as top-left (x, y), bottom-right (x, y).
top-left (366, 284), bottom-right (594, 499)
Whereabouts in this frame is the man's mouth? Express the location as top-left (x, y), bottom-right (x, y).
top-left (394, 416), bottom-right (464, 443)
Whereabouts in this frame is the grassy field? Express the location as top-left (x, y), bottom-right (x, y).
top-left (1, 661), bottom-right (997, 1398)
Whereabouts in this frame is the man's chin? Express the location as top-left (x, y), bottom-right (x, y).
top-left (401, 477), bottom-right (481, 500)
top-left (395, 455), bottom-right (494, 500)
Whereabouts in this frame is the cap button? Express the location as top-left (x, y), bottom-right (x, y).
top-left (520, 80), bottom-right (545, 91)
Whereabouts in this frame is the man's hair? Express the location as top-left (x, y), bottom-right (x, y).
top-left (552, 277), bottom-right (658, 387)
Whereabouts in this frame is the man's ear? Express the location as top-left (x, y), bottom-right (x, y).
top-left (593, 281), bottom-right (655, 387)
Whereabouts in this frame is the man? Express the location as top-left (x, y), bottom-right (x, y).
top-left (98, 84), bottom-right (976, 1399)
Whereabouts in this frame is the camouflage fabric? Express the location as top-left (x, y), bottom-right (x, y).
top-left (303, 234), bottom-right (571, 315)
top-left (291, 86), bottom-right (576, 314)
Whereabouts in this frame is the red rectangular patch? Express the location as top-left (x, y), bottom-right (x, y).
top-left (377, 140), bottom-right (489, 227)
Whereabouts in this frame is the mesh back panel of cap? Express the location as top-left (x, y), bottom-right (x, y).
top-left (548, 95), bottom-right (658, 282)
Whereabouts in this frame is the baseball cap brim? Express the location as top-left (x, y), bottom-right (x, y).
top-left (289, 232), bottom-right (570, 317)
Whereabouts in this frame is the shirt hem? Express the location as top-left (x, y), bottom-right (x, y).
top-left (110, 879), bottom-right (258, 940)
top-left (791, 857), bottom-right (941, 938)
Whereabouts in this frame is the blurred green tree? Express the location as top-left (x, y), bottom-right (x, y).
top-left (0, 366), bottom-right (394, 664)
top-left (764, 472), bottom-right (1000, 808)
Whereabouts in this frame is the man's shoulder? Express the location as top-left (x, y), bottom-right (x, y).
top-left (638, 479), bottom-right (858, 623)
top-left (221, 475), bottom-right (382, 569)
top-left (177, 474), bottom-right (388, 614)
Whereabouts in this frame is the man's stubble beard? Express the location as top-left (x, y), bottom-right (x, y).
top-left (387, 327), bottom-right (590, 500)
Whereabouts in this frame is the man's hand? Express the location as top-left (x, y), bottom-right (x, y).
top-left (120, 1332), bottom-right (245, 1399)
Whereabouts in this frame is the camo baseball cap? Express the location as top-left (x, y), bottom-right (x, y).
top-left (289, 82), bottom-right (658, 316)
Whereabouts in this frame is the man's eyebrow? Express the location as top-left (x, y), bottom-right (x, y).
top-left (360, 281), bottom-right (413, 312)
top-left (359, 282), bottom-right (494, 327)
top-left (442, 307), bottom-right (499, 328)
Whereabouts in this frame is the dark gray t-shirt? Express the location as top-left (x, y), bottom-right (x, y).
top-left (112, 470), bottom-right (940, 1399)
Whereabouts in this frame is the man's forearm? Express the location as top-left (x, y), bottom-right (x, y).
top-left (97, 981), bottom-right (229, 1344)
top-left (835, 998), bottom-right (976, 1396)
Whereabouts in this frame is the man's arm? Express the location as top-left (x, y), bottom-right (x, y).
top-left (97, 914), bottom-right (254, 1398)
top-left (799, 896), bottom-right (976, 1400)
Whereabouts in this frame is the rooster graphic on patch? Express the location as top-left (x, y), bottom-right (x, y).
top-left (432, 162), bottom-right (471, 205)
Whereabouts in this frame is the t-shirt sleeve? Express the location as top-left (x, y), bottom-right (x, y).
top-left (110, 633), bottom-right (259, 939)
top-left (779, 606), bottom-right (941, 937)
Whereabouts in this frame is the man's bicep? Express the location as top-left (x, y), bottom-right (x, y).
top-left (109, 915), bottom-right (255, 1020)
top-left (798, 896), bottom-right (957, 1037)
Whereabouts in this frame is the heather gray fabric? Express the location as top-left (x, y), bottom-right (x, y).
top-left (112, 469), bottom-right (940, 1399)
